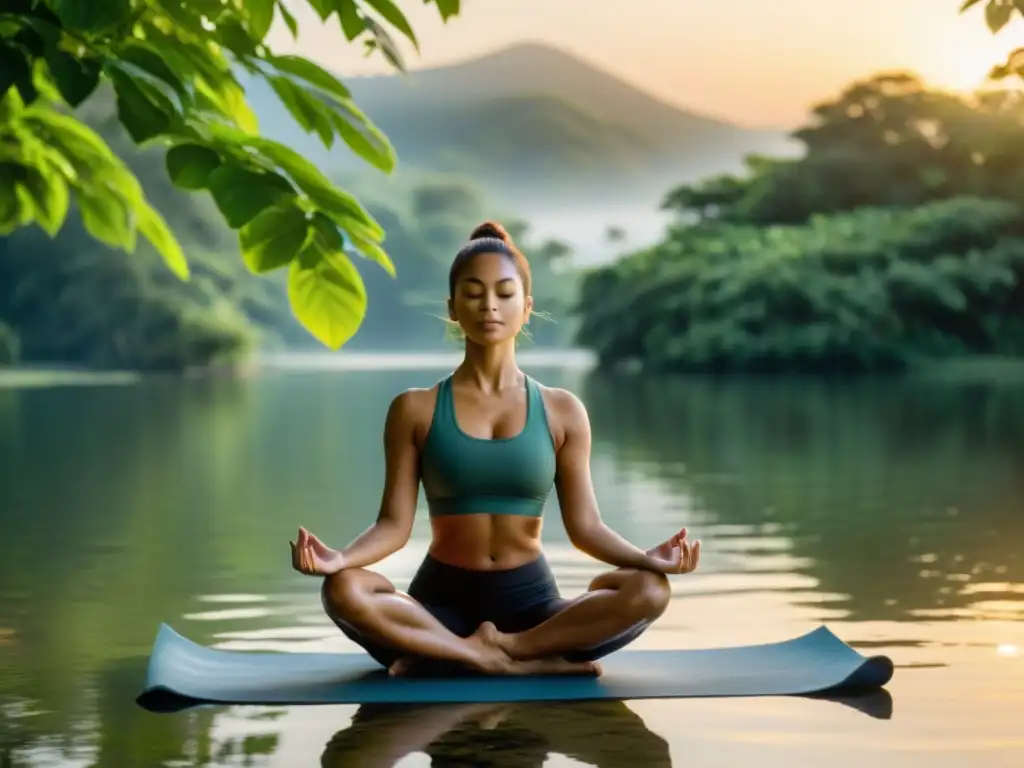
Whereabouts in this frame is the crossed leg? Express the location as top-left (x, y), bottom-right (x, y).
top-left (321, 566), bottom-right (671, 675)
top-left (321, 568), bottom-right (596, 676)
top-left (485, 567), bottom-right (671, 662)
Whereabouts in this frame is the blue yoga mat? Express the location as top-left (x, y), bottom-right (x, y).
top-left (136, 623), bottom-right (893, 712)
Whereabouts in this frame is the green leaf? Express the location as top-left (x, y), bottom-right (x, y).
top-left (205, 163), bottom-right (296, 228)
top-left (346, 227), bottom-right (396, 276)
top-left (150, 0), bottom-right (210, 37)
top-left (986, 0), bottom-right (1013, 31)
top-left (363, 0), bottom-right (418, 50)
top-left (959, 0), bottom-right (984, 10)
top-left (106, 66), bottom-right (176, 142)
top-left (248, 0), bottom-right (277, 40)
top-left (433, 0), bottom-right (460, 21)
top-left (277, 1), bottom-right (299, 37)
top-left (78, 189), bottom-right (136, 251)
top-left (308, 0), bottom-right (335, 20)
top-left (138, 202), bottom-right (190, 279)
top-left (239, 202), bottom-right (310, 273)
top-left (288, 238), bottom-right (367, 349)
top-left (43, 47), bottom-right (101, 107)
top-left (336, 0), bottom-right (366, 39)
top-left (267, 75), bottom-right (334, 146)
top-left (166, 144), bottom-right (222, 189)
top-left (1, 41), bottom-right (36, 104)
top-left (246, 137), bottom-right (383, 237)
top-left (195, 76), bottom-right (260, 134)
top-left (326, 97), bottom-right (396, 172)
top-left (18, 167), bottom-right (69, 238)
top-left (363, 16), bottom-right (406, 70)
top-left (218, 19), bottom-right (260, 57)
top-left (141, 23), bottom-right (234, 88)
top-left (21, 107), bottom-right (119, 167)
top-left (52, 0), bottom-right (132, 31)
top-left (117, 41), bottom-right (190, 108)
top-left (0, 173), bottom-right (31, 235)
top-left (309, 211), bottom-right (343, 250)
top-left (266, 54), bottom-right (351, 99)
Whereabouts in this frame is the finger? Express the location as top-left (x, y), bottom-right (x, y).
top-left (692, 540), bottom-right (701, 570)
top-left (684, 542), bottom-right (696, 573)
top-left (303, 545), bottom-right (313, 573)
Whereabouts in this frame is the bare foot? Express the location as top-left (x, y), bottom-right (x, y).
top-left (387, 657), bottom-right (419, 677)
top-left (512, 656), bottom-right (603, 676)
top-left (467, 622), bottom-right (602, 677)
top-left (388, 624), bottom-right (602, 678)
top-left (472, 621), bottom-right (516, 655)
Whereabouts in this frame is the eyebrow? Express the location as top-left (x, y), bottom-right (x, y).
top-left (462, 277), bottom-right (516, 286)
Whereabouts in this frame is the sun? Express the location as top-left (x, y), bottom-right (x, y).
top-left (926, 21), bottom-right (1024, 93)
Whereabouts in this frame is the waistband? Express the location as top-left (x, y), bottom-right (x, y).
top-left (409, 553), bottom-right (560, 612)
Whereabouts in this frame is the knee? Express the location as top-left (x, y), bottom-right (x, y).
top-left (321, 569), bottom-right (371, 620)
top-left (622, 569), bottom-right (671, 620)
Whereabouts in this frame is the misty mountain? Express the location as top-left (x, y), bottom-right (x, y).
top-left (247, 42), bottom-right (796, 215)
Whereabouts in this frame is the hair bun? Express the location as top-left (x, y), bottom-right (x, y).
top-left (470, 220), bottom-right (510, 243)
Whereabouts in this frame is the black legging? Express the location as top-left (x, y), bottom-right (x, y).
top-left (324, 553), bottom-right (652, 669)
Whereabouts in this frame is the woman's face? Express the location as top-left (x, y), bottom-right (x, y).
top-left (448, 252), bottom-right (532, 346)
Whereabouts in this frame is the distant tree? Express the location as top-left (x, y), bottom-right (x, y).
top-left (660, 72), bottom-right (1024, 225)
top-left (412, 181), bottom-right (482, 222)
top-left (604, 225), bottom-right (627, 244)
top-left (0, 0), bottom-right (460, 349)
top-left (0, 323), bottom-right (18, 365)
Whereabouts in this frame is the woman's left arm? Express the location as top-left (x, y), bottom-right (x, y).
top-left (551, 389), bottom-right (662, 571)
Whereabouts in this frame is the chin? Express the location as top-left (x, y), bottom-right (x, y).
top-left (465, 327), bottom-right (517, 346)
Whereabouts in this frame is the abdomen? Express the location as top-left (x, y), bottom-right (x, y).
top-left (428, 514), bottom-right (545, 570)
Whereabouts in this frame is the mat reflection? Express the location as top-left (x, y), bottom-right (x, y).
top-left (321, 700), bottom-right (671, 768)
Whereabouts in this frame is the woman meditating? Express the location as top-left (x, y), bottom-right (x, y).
top-left (289, 221), bottom-right (701, 677)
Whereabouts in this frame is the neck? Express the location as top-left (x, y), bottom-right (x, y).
top-left (456, 338), bottom-right (521, 392)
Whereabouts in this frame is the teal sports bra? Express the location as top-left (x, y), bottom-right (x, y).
top-left (420, 374), bottom-right (556, 517)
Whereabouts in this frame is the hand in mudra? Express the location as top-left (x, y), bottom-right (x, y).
top-left (647, 527), bottom-right (701, 575)
top-left (290, 526), bottom-right (345, 576)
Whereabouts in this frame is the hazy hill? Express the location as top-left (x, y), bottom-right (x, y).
top-left (247, 42), bottom-right (795, 217)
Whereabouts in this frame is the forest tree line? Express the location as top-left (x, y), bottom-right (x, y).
top-left (6, 71), bottom-right (1024, 373)
top-left (573, 73), bottom-right (1024, 373)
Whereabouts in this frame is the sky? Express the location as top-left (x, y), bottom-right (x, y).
top-left (269, 0), bottom-right (1024, 128)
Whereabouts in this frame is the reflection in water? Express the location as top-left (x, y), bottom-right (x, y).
top-left (0, 364), bottom-right (1021, 766)
top-left (583, 373), bottom-right (1024, 625)
top-left (321, 701), bottom-right (671, 768)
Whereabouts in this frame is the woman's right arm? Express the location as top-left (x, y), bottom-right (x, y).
top-left (336, 390), bottom-right (422, 569)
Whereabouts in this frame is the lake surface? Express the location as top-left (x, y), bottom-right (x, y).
top-left (1, 354), bottom-right (1022, 767)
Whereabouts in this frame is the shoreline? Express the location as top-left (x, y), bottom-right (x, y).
top-left (3, 352), bottom-right (1024, 389)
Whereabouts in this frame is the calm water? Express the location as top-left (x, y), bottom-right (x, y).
top-left (1, 355), bottom-right (1022, 767)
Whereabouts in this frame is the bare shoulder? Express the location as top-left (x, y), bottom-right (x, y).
top-left (386, 385), bottom-right (440, 442)
top-left (537, 383), bottom-right (590, 447)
